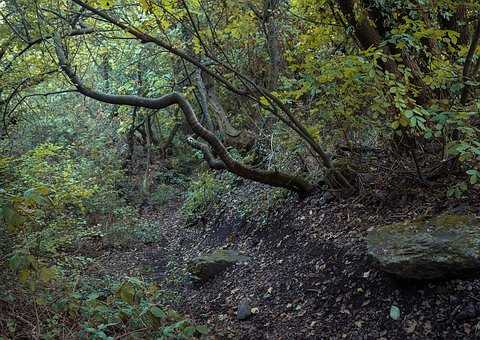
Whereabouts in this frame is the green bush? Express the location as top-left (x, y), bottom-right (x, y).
top-left (151, 184), bottom-right (177, 207)
top-left (181, 171), bottom-right (227, 222)
top-left (0, 135), bottom-right (206, 339)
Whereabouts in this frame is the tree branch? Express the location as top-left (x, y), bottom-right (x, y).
top-left (2, 26), bottom-right (100, 73)
top-left (69, 0), bottom-right (338, 176)
top-left (54, 33), bottom-right (314, 194)
top-left (70, 0), bottom-right (247, 96)
top-left (186, 137), bottom-right (226, 170)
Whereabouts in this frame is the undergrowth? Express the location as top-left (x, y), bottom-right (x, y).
top-left (0, 135), bottom-right (208, 339)
top-left (180, 171), bottom-right (237, 224)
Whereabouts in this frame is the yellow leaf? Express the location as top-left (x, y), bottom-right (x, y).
top-left (139, 0), bottom-right (151, 11)
top-left (35, 296), bottom-right (47, 305)
top-left (118, 282), bottom-right (135, 305)
top-left (88, 0), bottom-right (115, 9)
top-left (259, 96), bottom-right (270, 107)
top-left (18, 269), bottom-right (31, 284)
top-left (399, 116), bottom-right (409, 127)
top-left (39, 266), bottom-right (57, 283)
top-left (160, 18), bottom-right (171, 30)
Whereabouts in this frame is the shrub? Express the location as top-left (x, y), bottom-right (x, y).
top-left (181, 171), bottom-right (227, 222)
top-left (0, 137), bottom-right (207, 339)
top-left (151, 184), bottom-right (177, 207)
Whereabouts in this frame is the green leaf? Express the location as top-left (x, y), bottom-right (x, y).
top-left (166, 309), bottom-right (182, 321)
top-left (1, 206), bottom-right (25, 230)
top-left (23, 188), bottom-right (49, 206)
top-left (259, 96), bottom-right (270, 107)
top-left (118, 282), bottom-right (135, 305)
top-left (150, 306), bottom-right (166, 320)
top-left (172, 320), bottom-right (189, 330)
top-left (97, 0), bottom-right (115, 9)
top-left (183, 326), bottom-right (196, 337)
top-left (391, 121), bottom-right (400, 129)
top-left (8, 254), bottom-right (28, 271)
top-left (196, 324), bottom-right (209, 335)
top-left (18, 269), bottom-right (31, 284)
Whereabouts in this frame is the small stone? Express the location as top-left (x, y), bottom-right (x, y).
top-left (354, 320), bottom-right (364, 328)
top-left (237, 301), bottom-right (252, 320)
top-left (464, 323), bottom-right (472, 335)
top-left (423, 320), bottom-right (432, 334)
top-left (404, 320), bottom-right (417, 334)
top-left (455, 304), bottom-right (478, 321)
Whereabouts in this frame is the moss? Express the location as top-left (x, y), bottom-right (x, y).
top-left (430, 214), bottom-right (475, 228)
top-left (378, 213), bottom-right (478, 234)
top-left (367, 212), bottom-right (480, 279)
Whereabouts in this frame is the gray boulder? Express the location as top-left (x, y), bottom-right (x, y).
top-left (367, 214), bottom-right (480, 279)
top-left (187, 249), bottom-right (249, 282)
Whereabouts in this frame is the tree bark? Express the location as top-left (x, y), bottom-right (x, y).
top-left (336, 0), bottom-right (397, 74)
top-left (461, 18), bottom-right (480, 104)
top-left (186, 137), bottom-right (226, 170)
top-left (262, 0), bottom-right (283, 90)
top-left (195, 68), bottom-right (215, 132)
top-left (160, 123), bottom-right (180, 159)
top-left (126, 106), bottom-right (138, 165)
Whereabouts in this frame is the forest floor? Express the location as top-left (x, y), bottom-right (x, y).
top-left (95, 175), bottom-right (480, 340)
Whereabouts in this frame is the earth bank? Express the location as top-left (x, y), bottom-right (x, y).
top-left (141, 179), bottom-right (480, 339)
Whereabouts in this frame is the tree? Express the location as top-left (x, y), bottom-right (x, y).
top-left (2, 0), bottom-right (480, 194)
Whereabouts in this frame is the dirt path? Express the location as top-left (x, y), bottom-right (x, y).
top-left (95, 189), bottom-right (480, 340)
top-left (89, 199), bottom-right (187, 282)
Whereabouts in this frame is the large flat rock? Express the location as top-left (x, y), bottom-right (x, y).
top-left (367, 214), bottom-right (480, 280)
top-left (187, 249), bottom-right (249, 282)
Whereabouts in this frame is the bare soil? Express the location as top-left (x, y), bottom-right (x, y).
top-left (116, 176), bottom-right (480, 340)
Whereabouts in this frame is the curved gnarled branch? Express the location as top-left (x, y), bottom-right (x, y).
top-left (186, 137), bottom-right (226, 170)
top-left (68, 0), bottom-right (343, 182)
top-left (53, 34), bottom-right (314, 194)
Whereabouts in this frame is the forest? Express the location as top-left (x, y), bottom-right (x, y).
top-left (1, 0), bottom-right (480, 338)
